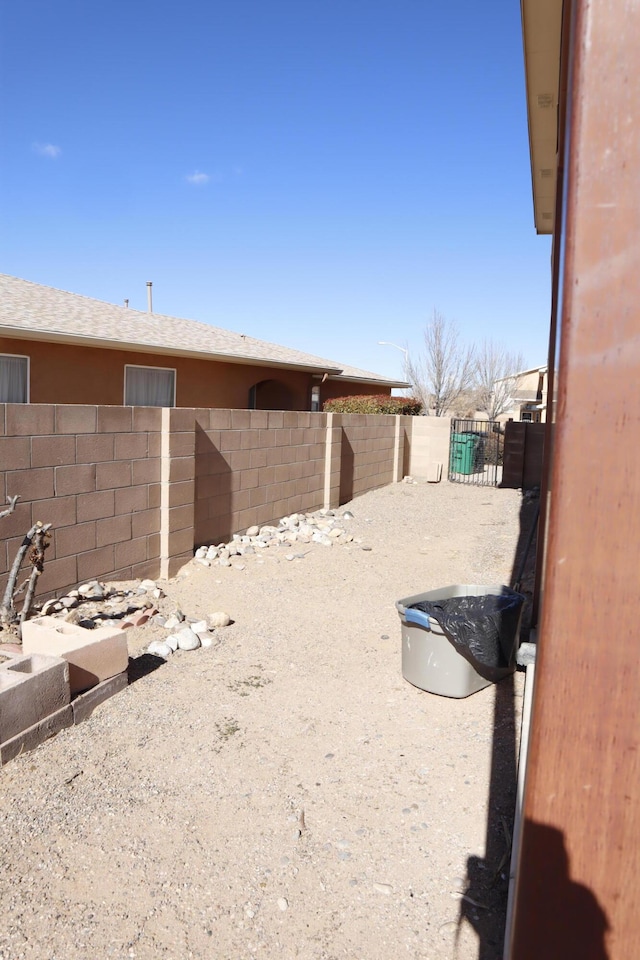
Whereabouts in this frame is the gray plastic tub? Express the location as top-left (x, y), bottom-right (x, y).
top-left (396, 583), bottom-right (521, 699)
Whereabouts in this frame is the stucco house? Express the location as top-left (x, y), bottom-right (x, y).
top-left (0, 275), bottom-right (406, 410)
top-left (493, 365), bottom-right (549, 422)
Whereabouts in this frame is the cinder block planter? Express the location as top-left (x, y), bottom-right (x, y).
top-left (22, 617), bottom-right (129, 694)
top-left (0, 653), bottom-right (70, 743)
top-left (1, 705), bottom-right (74, 766)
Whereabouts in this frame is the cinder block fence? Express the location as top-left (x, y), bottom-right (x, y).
top-left (0, 405), bottom-right (449, 599)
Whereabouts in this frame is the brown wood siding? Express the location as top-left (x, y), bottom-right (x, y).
top-left (511, 0), bottom-right (640, 955)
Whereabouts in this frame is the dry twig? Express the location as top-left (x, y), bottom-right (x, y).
top-left (0, 518), bottom-right (52, 639)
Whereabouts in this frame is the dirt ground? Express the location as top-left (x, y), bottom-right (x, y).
top-left (0, 479), bottom-right (533, 960)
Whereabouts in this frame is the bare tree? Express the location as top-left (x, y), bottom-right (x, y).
top-left (474, 340), bottom-right (526, 420)
top-left (405, 310), bottom-right (475, 416)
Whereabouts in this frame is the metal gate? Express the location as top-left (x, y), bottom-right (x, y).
top-left (448, 418), bottom-right (504, 486)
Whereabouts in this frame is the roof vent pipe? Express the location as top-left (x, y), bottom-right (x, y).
top-left (124, 298), bottom-right (129, 308)
top-left (146, 281), bottom-right (153, 314)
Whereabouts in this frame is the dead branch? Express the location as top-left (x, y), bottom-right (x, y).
top-left (12, 577), bottom-right (32, 599)
top-left (19, 524), bottom-right (52, 637)
top-left (0, 495), bottom-right (19, 521)
top-left (0, 521), bottom-right (52, 635)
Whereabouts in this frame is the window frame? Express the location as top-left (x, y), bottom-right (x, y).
top-left (123, 363), bottom-right (177, 407)
top-left (0, 353), bottom-right (30, 403)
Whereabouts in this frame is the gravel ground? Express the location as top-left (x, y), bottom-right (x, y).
top-left (0, 480), bottom-right (529, 960)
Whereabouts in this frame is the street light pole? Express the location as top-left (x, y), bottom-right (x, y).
top-left (377, 341), bottom-right (409, 370)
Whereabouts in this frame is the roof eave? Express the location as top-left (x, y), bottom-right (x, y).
top-left (521, 0), bottom-right (564, 234)
top-left (323, 374), bottom-right (411, 389)
top-left (494, 364), bottom-right (548, 384)
top-left (0, 326), bottom-right (344, 376)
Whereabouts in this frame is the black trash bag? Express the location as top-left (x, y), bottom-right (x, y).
top-left (409, 591), bottom-right (524, 682)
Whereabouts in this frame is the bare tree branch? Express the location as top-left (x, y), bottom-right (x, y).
top-left (474, 341), bottom-right (526, 420)
top-left (0, 520), bottom-right (52, 635)
top-left (19, 524), bottom-right (51, 637)
top-left (0, 495), bottom-right (19, 521)
top-left (405, 310), bottom-right (475, 416)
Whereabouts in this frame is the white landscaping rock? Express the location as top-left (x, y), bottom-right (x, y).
top-left (190, 620), bottom-right (209, 636)
top-left (41, 598), bottom-right (62, 615)
top-left (195, 547), bottom-right (208, 559)
top-left (148, 640), bottom-right (173, 658)
top-left (259, 526), bottom-right (278, 537)
top-left (208, 612), bottom-right (231, 628)
top-left (177, 628), bottom-right (200, 651)
top-left (166, 635), bottom-right (179, 651)
top-left (78, 581), bottom-right (106, 600)
top-left (312, 533), bottom-right (332, 546)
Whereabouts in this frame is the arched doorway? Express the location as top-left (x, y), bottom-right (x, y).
top-left (248, 379), bottom-right (294, 411)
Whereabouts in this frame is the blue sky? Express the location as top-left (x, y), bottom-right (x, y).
top-left (1, 0), bottom-right (551, 382)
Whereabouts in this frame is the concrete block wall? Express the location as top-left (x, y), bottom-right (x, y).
top-left (193, 409), bottom-right (328, 547)
top-left (161, 407), bottom-right (196, 578)
top-left (1, 404), bottom-right (409, 598)
top-left (0, 404), bottom-right (162, 597)
top-left (323, 413), bottom-right (342, 509)
top-left (334, 413), bottom-right (398, 503)
top-left (407, 417), bottom-right (452, 478)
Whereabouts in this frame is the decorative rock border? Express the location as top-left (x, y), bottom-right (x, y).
top-left (193, 508), bottom-right (358, 567)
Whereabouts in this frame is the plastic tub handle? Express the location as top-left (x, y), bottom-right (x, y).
top-left (402, 608), bottom-right (432, 631)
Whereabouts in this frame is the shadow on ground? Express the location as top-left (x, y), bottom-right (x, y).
top-left (457, 493), bottom-right (539, 959)
top-left (127, 653), bottom-right (165, 685)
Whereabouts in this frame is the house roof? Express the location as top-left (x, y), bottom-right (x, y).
top-left (0, 275), bottom-right (408, 388)
top-left (493, 365), bottom-right (547, 384)
top-left (324, 363), bottom-right (409, 387)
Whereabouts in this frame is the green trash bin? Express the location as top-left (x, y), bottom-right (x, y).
top-left (450, 433), bottom-right (478, 475)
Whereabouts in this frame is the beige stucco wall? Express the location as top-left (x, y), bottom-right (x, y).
top-left (406, 417), bottom-right (452, 478)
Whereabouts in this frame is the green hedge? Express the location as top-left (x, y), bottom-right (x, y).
top-left (323, 395), bottom-right (423, 415)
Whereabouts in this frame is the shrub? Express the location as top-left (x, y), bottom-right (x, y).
top-left (323, 395), bottom-right (423, 415)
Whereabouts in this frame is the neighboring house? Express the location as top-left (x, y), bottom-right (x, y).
top-left (0, 275), bottom-right (407, 410)
top-left (493, 365), bottom-right (549, 422)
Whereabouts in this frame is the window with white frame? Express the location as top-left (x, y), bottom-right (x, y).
top-left (0, 355), bottom-right (29, 403)
top-left (124, 364), bottom-right (176, 407)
